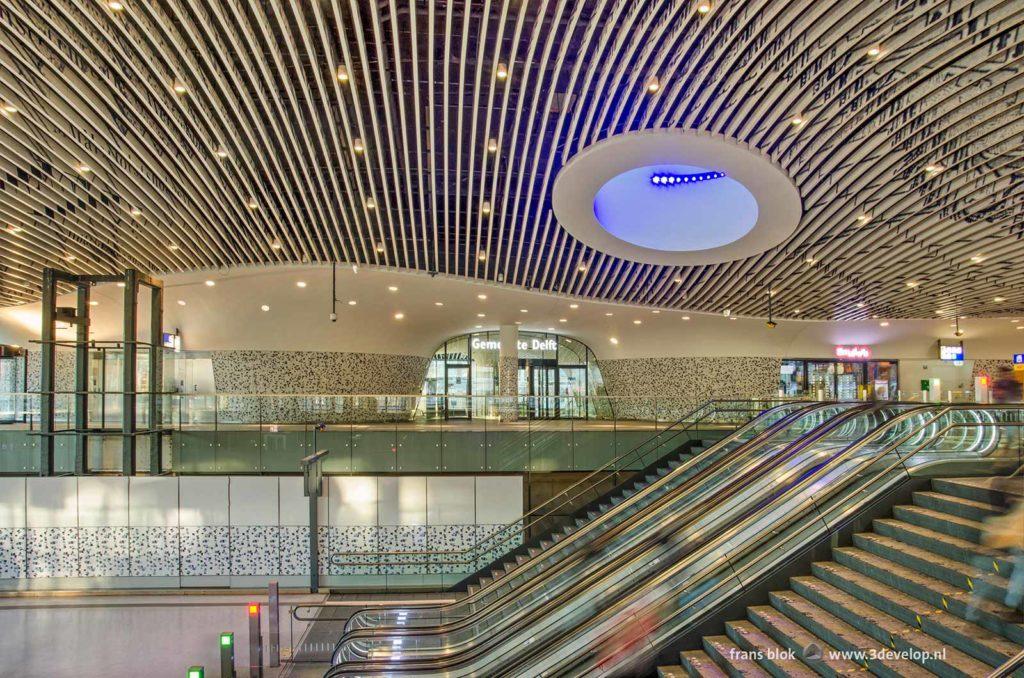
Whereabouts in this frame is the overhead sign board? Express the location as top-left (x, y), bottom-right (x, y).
top-left (939, 344), bottom-right (964, 361)
top-left (1013, 353), bottom-right (1024, 365)
top-left (835, 345), bottom-right (871, 360)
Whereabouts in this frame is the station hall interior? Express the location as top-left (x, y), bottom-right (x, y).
top-left (1, 1), bottom-right (1024, 677)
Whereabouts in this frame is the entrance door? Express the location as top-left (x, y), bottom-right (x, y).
top-left (836, 361), bottom-right (865, 401)
top-left (445, 365), bottom-right (470, 418)
top-left (558, 366), bottom-right (587, 418)
top-left (807, 361), bottom-right (836, 400)
top-left (530, 364), bottom-right (558, 418)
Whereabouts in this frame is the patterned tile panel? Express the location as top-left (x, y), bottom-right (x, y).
top-left (280, 526), bottom-right (310, 576)
top-left (379, 525), bottom-right (427, 575)
top-left (180, 526), bottom-right (230, 576)
top-left (230, 526), bottom-right (280, 576)
top-left (426, 525), bottom-right (477, 575)
top-left (129, 527), bottom-right (180, 577)
top-left (79, 527), bottom-right (130, 577)
top-left (331, 525), bottom-right (378, 576)
top-left (26, 527), bottom-right (78, 578)
top-left (0, 528), bottom-right (26, 579)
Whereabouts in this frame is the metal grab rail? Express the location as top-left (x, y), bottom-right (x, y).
top-left (329, 399), bottom-right (798, 568)
top-left (327, 403), bottom-right (871, 662)
top-left (988, 649), bottom-right (1024, 678)
top-left (325, 405), bottom-right (1019, 675)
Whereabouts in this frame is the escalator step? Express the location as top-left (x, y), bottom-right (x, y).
top-left (701, 636), bottom-right (769, 677)
top-left (678, 650), bottom-right (728, 678)
top-left (810, 560), bottom-right (1022, 667)
top-left (746, 605), bottom-right (861, 677)
top-left (723, 620), bottom-right (817, 677)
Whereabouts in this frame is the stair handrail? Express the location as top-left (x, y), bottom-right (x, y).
top-left (330, 398), bottom-right (796, 568)
top-left (988, 649), bottom-right (1024, 678)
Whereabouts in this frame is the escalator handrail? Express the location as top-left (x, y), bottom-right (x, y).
top-left (335, 401), bottom-right (828, 637)
top-left (327, 403), bottom-right (877, 665)
top-left (330, 398), bottom-right (800, 565)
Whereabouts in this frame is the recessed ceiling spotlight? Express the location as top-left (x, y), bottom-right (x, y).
top-left (681, 315), bottom-right (691, 320)
top-left (475, 324), bottom-right (483, 329)
top-left (905, 281), bottom-right (919, 288)
top-left (481, 200), bottom-right (491, 215)
top-left (924, 163), bottom-right (943, 174)
top-left (172, 80), bottom-right (187, 94)
top-left (970, 254), bottom-right (985, 264)
top-left (1, 103), bottom-right (18, 114)
top-left (204, 280), bottom-right (215, 287)
top-left (633, 319), bottom-right (642, 325)
top-left (644, 74), bottom-right (661, 93)
top-left (674, 276), bottom-right (683, 283)
top-left (857, 213), bottom-right (870, 222)
top-left (347, 300), bottom-right (357, 305)
top-left (487, 138), bottom-right (498, 153)
top-left (652, 309), bottom-right (661, 314)
top-left (789, 115), bottom-right (805, 126)
top-left (495, 62), bottom-right (508, 80)
top-left (5, 225), bottom-right (23, 233)
top-left (805, 256), bottom-right (816, 265)
top-left (129, 207), bottom-right (142, 217)
top-left (1012, 319), bottom-right (1020, 323)
top-left (365, 197), bottom-right (376, 210)
top-left (177, 300), bottom-right (186, 306)
top-left (547, 327), bottom-right (555, 331)
top-left (296, 281), bottom-right (307, 288)
top-left (570, 303), bottom-right (579, 309)
top-left (246, 199), bottom-right (258, 210)
top-left (1018, 326), bottom-right (1024, 331)
top-left (375, 242), bottom-right (385, 253)
top-left (477, 250), bottom-right (487, 261)
top-left (270, 239), bottom-right (282, 250)
top-left (76, 163), bottom-right (91, 174)
top-left (605, 312), bottom-right (613, 316)
top-left (578, 264), bottom-right (587, 272)
top-left (994, 296), bottom-right (1006, 302)
top-left (477, 294), bottom-right (487, 300)
top-left (388, 285), bottom-right (398, 292)
top-left (729, 316), bottom-right (738, 320)
top-left (514, 321), bottom-right (522, 325)
top-left (867, 45), bottom-right (883, 58)
top-left (559, 318), bottom-right (567, 323)
top-left (520, 308), bottom-right (528, 313)
top-left (63, 254), bottom-right (77, 262)
top-left (353, 138), bottom-right (364, 153)
top-left (88, 300), bottom-right (99, 306)
top-left (609, 337), bottom-right (619, 344)
top-left (856, 302), bottom-right (865, 308)
top-left (696, 0), bottom-right (712, 13)
top-left (394, 312), bottom-right (405, 320)
top-left (117, 282), bottom-right (126, 288)
top-left (260, 304), bottom-right (270, 312)
top-left (434, 301), bottom-right (444, 306)
top-left (336, 65), bottom-right (349, 82)
top-left (167, 243), bottom-right (179, 251)
top-left (880, 321), bottom-right (890, 327)
top-left (477, 313), bottom-right (486, 318)
top-left (214, 147), bottom-right (229, 159)
top-left (792, 309), bottom-right (802, 314)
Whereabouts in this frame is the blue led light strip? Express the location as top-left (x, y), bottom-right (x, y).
top-left (650, 171), bottom-right (726, 186)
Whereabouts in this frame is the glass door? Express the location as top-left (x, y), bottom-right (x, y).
top-left (807, 361), bottom-right (836, 400)
top-left (835, 361), bottom-right (865, 401)
top-left (558, 366), bottom-right (587, 418)
top-left (530, 364), bottom-right (558, 418)
top-left (445, 365), bottom-right (470, 418)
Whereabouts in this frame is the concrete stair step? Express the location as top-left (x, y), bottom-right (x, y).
top-left (769, 590), bottom-right (935, 678)
top-left (724, 620), bottom-right (817, 678)
top-left (679, 649), bottom-right (729, 678)
top-left (832, 546), bottom-right (1024, 645)
top-left (657, 665), bottom-right (689, 678)
top-left (892, 504), bottom-right (985, 543)
top-left (789, 575), bottom-right (993, 677)
top-left (873, 517), bottom-right (1014, 574)
top-left (702, 635), bottom-right (771, 677)
top-left (852, 532), bottom-right (1017, 608)
top-left (931, 477), bottom-right (1024, 506)
top-left (746, 605), bottom-right (862, 677)
top-left (912, 490), bottom-right (1003, 522)
top-left (811, 560), bottom-right (1021, 666)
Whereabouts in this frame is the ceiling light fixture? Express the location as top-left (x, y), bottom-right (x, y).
top-left (487, 138), bottom-right (498, 153)
top-left (609, 337), bottom-right (619, 345)
top-left (296, 281), bottom-right (307, 288)
top-left (88, 300), bottom-right (99, 306)
top-left (569, 304), bottom-right (579, 309)
top-left (435, 301), bottom-right (444, 306)
top-left (270, 239), bottom-right (282, 250)
top-left (880, 321), bottom-right (890, 327)
top-left (376, 242), bottom-right (385, 253)
top-left (559, 318), bottom-right (567, 323)
top-left (481, 200), bottom-right (491, 215)
top-left (578, 264), bottom-right (587, 272)
top-left (906, 281), bottom-right (919, 288)
top-left (353, 138), bottom-right (364, 153)
top-left (857, 213), bottom-right (870, 222)
top-left (214, 147), bottom-right (229, 159)
top-left (633, 319), bottom-right (641, 325)
top-left (495, 62), bottom-right (508, 80)
top-left (477, 313), bottom-right (486, 318)
top-left (805, 256), bottom-right (816, 265)
top-left (172, 80), bottom-right (187, 94)
top-left (129, 207), bottom-right (142, 217)
top-left (107, 2), bottom-right (125, 11)
top-left (696, 0), bottom-right (712, 13)
top-left (167, 243), bottom-right (179, 251)
top-left (924, 163), bottom-right (943, 174)
top-left (650, 170), bottom-right (725, 187)
top-left (365, 197), bottom-right (376, 210)
top-left (605, 312), bottom-right (613, 316)
top-left (260, 304), bottom-right (270, 312)
top-left (347, 300), bottom-right (357, 306)
top-left (388, 286), bottom-right (398, 292)
top-left (994, 296), bottom-right (1006, 302)
top-left (177, 300), bottom-right (186, 306)
top-left (63, 254), bottom-right (77, 262)
top-left (76, 164), bottom-right (91, 174)
top-left (1, 103), bottom-right (17, 115)
top-left (789, 115), bottom-right (805, 126)
top-left (477, 294), bottom-right (487, 300)
top-left (970, 254), bottom-right (985, 264)
top-left (867, 45), bottom-right (883, 57)
top-left (520, 309), bottom-right (528, 313)
top-left (336, 65), bottom-right (349, 82)
top-left (394, 312), bottom-right (404, 320)
top-left (644, 75), bottom-right (661, 93)
top-left (246, 199), bottom-right (258, 210)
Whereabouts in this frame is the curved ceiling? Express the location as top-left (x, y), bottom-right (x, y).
top-left (0, 0), bottom-right (1022, 320)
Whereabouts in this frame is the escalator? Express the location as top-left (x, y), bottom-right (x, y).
top-left (323, 404), bottom-right (1021, 676)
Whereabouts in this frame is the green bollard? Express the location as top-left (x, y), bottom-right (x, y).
top-left (219, 632), bottom-right (236, 677)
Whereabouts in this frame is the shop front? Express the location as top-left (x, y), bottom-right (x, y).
top-left (780, 347), bottom-right (898, 400)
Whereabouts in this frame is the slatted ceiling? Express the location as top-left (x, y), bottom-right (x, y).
top-left (0, 4), bottom-right (1021, 319)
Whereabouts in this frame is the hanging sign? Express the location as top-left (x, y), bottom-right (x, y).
top-left (939, 344), bottom-right (964, 361)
